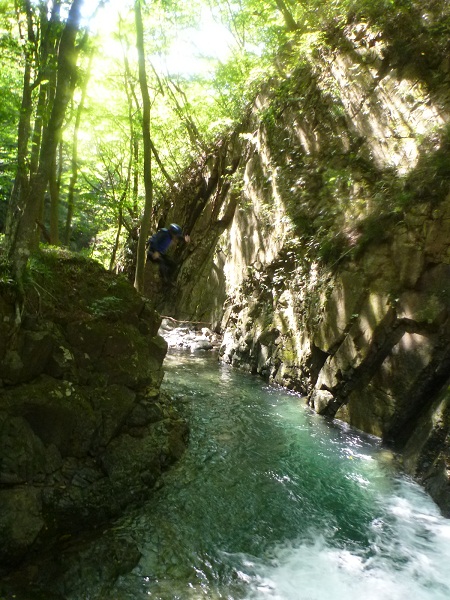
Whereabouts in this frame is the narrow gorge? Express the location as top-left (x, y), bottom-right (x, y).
top-left (1, 2), bottom-right (450, 583)
top-left (153, 16), bottom-right (450, 514)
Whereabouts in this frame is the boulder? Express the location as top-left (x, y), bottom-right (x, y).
top-left (0, 251), bottom-right (188, 567)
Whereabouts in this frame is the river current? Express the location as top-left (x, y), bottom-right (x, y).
top-left (20, 351), bottom-right (450, 599)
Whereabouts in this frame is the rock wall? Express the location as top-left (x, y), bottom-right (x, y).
top-left (218, 23), bottom-right (450, 514)
top-left (220, 198), bottom-right (450, 512)
top-left (148, 128), bottom-right (247, 326)
top-left (0, 251), bottom-right (188, 567)
top-left (165, 18), bottom-right (450, 514)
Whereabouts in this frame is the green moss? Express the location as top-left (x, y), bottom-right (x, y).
top-left (23, 248), bottom-right (143, 322)
top-left (279, 345), bottom-right (298, 365)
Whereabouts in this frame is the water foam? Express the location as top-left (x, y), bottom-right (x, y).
top-left (242, 487), bottom-right (450, 600)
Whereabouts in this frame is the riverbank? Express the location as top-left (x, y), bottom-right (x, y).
top-left (3, 351), bottom-right (450, 599)
top-left (0, 250), bottom-right (188, 569)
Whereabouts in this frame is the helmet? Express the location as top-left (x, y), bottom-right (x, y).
top-left (169, 223), bottom-right (182, 236)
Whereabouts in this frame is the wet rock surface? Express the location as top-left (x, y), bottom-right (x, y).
top-left (159, 319), bottom-right (222, 353)
top-left (219, 200), bottom-right (450, 515)
top-left (154, 17), bottom-right (450, 515)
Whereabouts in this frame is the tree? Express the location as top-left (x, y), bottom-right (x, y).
top-left (273, 0), bottom-right (299, 31)
top-left (5, 0), bottom-right (86, 287)
top-left (2, 0), bottom-right (313, 282)
top-left (133, 0), bottom-right (153, 293)
top-left (64, 42), bottom-right (95, 246)
top-left (0, 2), bottom-right (23, 232)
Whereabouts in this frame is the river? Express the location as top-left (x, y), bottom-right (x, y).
top-left (11, 351), bottom-right (450, 599)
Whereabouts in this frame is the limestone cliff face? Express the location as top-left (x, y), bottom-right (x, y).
top-left (0, 251), bottom-right (188, 567)
top-left (165, 20), bottom-right (450, 513)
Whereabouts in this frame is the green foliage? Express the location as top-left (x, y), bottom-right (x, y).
top-left (88, 295), bottom-right (123, 317)
top-left (26, 253), bottom-right (55, 281)
top-left (212, 50), bottom-right (271, 124)
top-left (21, 247), bottom-right (136, 320)
top-left (1, 0), bottom-right (449, 274)
top-left (0, 254), bottom-right (14, 287)
top-left (88, 226), bottom-right (128, 269)
top-left (247, 0), bottom-right (450, 271)
top-left (209, 0), bottom-right (286, 49)
top-left (0, 2), bottom-right (22, 230)
top-left (405, 125), bottom-right (450, 203)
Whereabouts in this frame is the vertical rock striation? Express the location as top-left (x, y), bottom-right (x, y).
top-left (166, 19), bottom-right (450, 514)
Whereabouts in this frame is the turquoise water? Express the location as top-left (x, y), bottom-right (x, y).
top-left (107, 352), bottom-right (450, 600)
top-left (25, 351), bottom-right (450, 599)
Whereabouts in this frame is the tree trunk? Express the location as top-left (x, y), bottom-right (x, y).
top-left (7, 0), bottom-right (84, 279)
top-left (29, 84), bottom-right (47, 177)
top-left (109, 132), bottom-right (132, 273)
top-left (4, 0), bottom-right (34, 258)
top-left (64, 45), bottom-right (94, 246)
top-left (110, 197), bottom-right (126, 272)
top-left (132, 138), bottom-right (139, 215)
top-left (166, 79), bottom-right (206, 153)
top-left (49, 141), bottom-right (62, 245)
top-left (133, 0), bottom-right (153, 294)
top-left (122, 35), bottom-right (139, 222)
top-left (124, 43), bottom-right (174, 190)
top-left (274, 0), bottom-right (299, 32)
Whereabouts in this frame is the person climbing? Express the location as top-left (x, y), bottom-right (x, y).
top-left (146, 223), bottom-right (190, 283)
